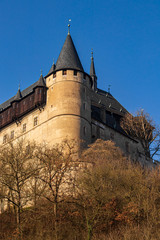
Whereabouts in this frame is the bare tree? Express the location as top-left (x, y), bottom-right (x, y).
top-left (36, 140), bottom-right (78, 240)
top-left (121, 109), bottom-right (160, 160)
top-left (74, 139), bottom-right (127, 240)
top-left (0, 140), bottom-right (39, 239)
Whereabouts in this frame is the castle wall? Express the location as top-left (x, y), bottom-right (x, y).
top-left (0, 70), bottom-right (92, 147)
top-left (91, 119), bottom-right (152, 167)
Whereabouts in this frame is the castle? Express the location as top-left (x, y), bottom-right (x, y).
top-left (0, 29), bottom-right (151, 165)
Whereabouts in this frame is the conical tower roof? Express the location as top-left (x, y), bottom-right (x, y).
top-left (13, 88), bottom-right (22, 101)
top-left (48, 60), bottom-right (56, 75)
top-left (36, 73), bottom-right (46, 87)
top-left (56, 34), bottom-right (84, 72)
top-left (90, 51), bottom-right (96, 76)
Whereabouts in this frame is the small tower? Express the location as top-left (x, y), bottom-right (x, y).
top-left (11, 87), bottom-right (22, 119)
top-left (45, 29), bottom-right (92, 145)
top-left (14, 87), bottom-right (22, 101)
top-left (48, 60), bottom-right (56, 75)
top-left (90, 50), bottom-right (97, 91)
top-left (34, 73), bottom-right (47, 107)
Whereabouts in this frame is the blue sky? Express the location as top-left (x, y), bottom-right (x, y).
top-left (0, 0), bottom-right (160, 125)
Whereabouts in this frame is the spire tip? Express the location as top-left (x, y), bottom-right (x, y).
top-left (68, 19), bottom-right (71, 35)
top-left (91, 48), bottom-right (94, 60)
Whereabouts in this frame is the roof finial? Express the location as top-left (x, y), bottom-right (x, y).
top-left (108, 84), bottom-right (111, 93)
top-left (68, 19), bottom-right (71, 35)
top-left (91, 48), bottom-right (93, 60)
top-left (18, 81), bottom-right (20, 90)
top-left (41, 69), bottom-right (43, 76)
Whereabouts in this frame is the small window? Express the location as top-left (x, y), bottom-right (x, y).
top-left (34, 117), bottom-right (38, 126)
top-left (3, 135), bottom-right (7, 144)
top-left (23, 123), bottom-right (26, 132)
top-left (125, 142), bottom-right (130, 153)
top-left (110, 133), bottom-right (114, 140)
top-left (83, 73), bottom-right (86, 79)
top-left (53, 73), bottom-right (56, 78)
top-left (83, 103), bottom-right (86, 110)
top-left (62, 70), bottom-right (67, 75)
top-left (74, 70), bottom-right (77, 76)
top-left (11, 131), bottom-right (14, 140)
top-left (83, 126), bottom-right (86, 136)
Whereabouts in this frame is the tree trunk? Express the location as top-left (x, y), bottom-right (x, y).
top-left (87, 221), bottom-right (93, 240)
top-left (54, 202), bottom-right (58, 240)
top-left (17, 190), bottom-right (22, 240)
top-left (16, 206), bottom-right (22, 240)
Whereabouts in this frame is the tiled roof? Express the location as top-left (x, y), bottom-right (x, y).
top-left (56, 34), bottom-right (84, 72)
top-left (91, 88), bottom-right (128, 116)
top-left (0, 78), bottom-right (46, 111)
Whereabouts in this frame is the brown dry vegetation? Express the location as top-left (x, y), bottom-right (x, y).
top-left (0, 139), bottom-right (160, 240)
top-left (121, 109), bottom-right (160, 160)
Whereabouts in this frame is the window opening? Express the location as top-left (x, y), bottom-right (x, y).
top-left (62, 70), bottom-right (67, 75)
top-left (3, 135), bottom-right (7, 144)
top-left (11, 131), bottom-right (14, 140)
top-left (34, 117), bottom-right (38, 126)
top-left (23, 123), bottom-right (26, 132)
top-left (74, 70), bottom-right (77, 76)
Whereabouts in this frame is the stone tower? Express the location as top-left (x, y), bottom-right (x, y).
top-left (45, 31), bottom-right (92, 145)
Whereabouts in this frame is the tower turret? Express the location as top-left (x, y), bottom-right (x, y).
top-left (90, 50), bottom-right (97, 91)
top-left (48, 60), bottom-right (56, 75)
top-left (34, 73), bottom-right (47, 106)
top-left (45, 31), bottom-right (91, 145)
top-left (14, 87), bottom-right (22, 101)
top-left (11, 87), bottom-right (22, 119)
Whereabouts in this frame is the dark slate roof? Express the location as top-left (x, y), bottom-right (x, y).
top-left (56, 34), bottom-right (84, 72)
top-left (0, 78), bottom-right (46, 112)
top-left (35, 74), bottom-right (46, 88)
top-left (91, 90), bottom-right (136, 140)
top-left (91, 88), bottom-right (128, 116)
top-left (13, 88), bottom-right (22, 101)
top-left (90, 55), bottom-right (96, 76)
top-left (48, 62), bottom-right (56, 75)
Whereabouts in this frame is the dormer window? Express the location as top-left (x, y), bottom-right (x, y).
top-left (74, 70), bottom-right (77, 76)
top-left (62, 70), bottom-right (67, 75)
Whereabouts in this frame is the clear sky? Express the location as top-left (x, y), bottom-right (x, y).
top-left (0, 0), bottom-right (160, 125)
